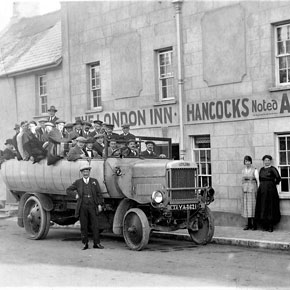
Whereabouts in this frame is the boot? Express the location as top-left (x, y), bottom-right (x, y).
top-left (251, 218), bottom-right (257, 230)
top-left (243, 218), bottom-right (251, 230)
top-left (268, 222), bottom-right (273, 232)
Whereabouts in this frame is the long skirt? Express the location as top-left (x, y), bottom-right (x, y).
top-left (255, 180), bottom-right (281, 224)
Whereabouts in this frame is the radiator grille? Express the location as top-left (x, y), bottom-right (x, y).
top-left (169, 168), bottom-right (197, 203)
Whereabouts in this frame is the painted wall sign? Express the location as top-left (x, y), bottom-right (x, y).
top-left (187, 93), bottom-right (290, 122)
top-left (75, 93), bottom-right (290, 128)
top-left (76, 106), bottom-right (179, 128)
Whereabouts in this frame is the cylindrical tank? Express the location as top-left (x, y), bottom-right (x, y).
top-left (0, 159), bottom-right (107, 196)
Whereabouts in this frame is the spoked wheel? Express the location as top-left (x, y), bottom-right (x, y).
top-left (123, 208), bottom-right (150, 251)
top-left (23, 196), bottom-right (51, 240)
top-left (188, 206), bottom-right (215, 245)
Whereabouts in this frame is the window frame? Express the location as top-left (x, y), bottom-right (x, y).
top-left (89, 62), bottom-right (102, 109)
top-left (191, 135), bottom-right (212, 187)
top-left (276, 133), bottom-right (290, 197)
top-left (38, 74), bottom-right (47, 115)
top-left (157, 48), bottom-right (175, 101)
top-left (275, 23), bottom-right (290, 86)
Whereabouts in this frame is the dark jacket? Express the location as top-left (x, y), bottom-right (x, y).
top-left (119, 132), bottom-right (135, 140)
top-left (67, 145), bottom-right (85, 161)
top-left (140, 150), bottom-right (157, 158)
top-left (66, 177), bottom-right (104, 217)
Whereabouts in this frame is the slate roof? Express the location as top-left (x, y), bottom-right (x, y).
top-left (0, 10), bottom-right (61, 77)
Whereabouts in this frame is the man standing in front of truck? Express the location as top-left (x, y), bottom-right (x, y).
top-left (66, 164), bottom-right (104, 250)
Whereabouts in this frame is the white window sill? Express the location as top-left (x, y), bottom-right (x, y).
top-left (85, 107), bottom-right (103, 114)
top-left (279, 192), bottom-right (290, 199)
top-left (269, 85), bottom-right (290, 92)
top-left (154, 99), bottom-right (176, 106)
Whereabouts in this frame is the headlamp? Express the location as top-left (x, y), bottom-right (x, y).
top-left (151, 190), bottom-right (163, 204)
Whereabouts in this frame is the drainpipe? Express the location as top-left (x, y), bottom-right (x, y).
top-left (172, 0), bottom-right (185, 160)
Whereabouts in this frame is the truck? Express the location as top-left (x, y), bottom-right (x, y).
top-left (0, 136), bottom-right (215, 250)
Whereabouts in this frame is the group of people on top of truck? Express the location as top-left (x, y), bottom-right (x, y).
top-left (0, 105), bottom-right (162, 167)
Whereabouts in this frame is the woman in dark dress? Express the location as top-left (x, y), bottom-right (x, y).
top-left (255, 155), bottom-right (281, 232)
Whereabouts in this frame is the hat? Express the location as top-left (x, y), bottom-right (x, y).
top-left (4, 139), bottom-right (13, 145)
top-left (121, 123), bottom-right (130, 128)
top-left (93, 120), bottom-right (103, 125)
top-left (64, 122), bottom-right (74, 128)
top-left (28, 120), bottom-right (37, 126)
top-left (56, 120), bottom-right (66, 124)
top-left (145, 140), bottom-right (155, 146)
top-left (20, 121), bottom-right (28, 126)
top-left (38, 119), bottom-right (47, 123)
top-left (103, 123), bottom-right (114, 129)
top-left (44, 122), bottom-right (55, 127)
top-left (80, 164), bottom-right (92, 172)
top-left (48, 105), bottom-right (57, 112)
top-left (118, 138), bottom-right (127, 144)
top-left (76, 136), bottom-right (87, 142)
top-left (86, 137), bottom-right (95, 144)
top-left (14, 124), bottom-right (20, 130)
top-left (82, 121), bottom-right (92, 127)
top-left (94, 134), bottom-right (104, 139)
top-left (127, 139), bottom-right (136, 143)
top-left (74, 119), bottom-right (83, 125)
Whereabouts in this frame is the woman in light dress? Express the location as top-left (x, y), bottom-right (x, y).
top-left (241, 155), bottom-right (259, 230)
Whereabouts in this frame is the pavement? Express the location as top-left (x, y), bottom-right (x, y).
top-left (1, 206), bottom-right (290, 251)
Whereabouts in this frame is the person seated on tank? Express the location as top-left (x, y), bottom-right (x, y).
top-left (0, 139), bottom-right (17, 167)
top-left (12, 123), bottom-right (22, 160)
top-left (140, 140), bottom-right (167, 159)
top-left (126, 139), bottom-right (138, 157)
top-left (119, 123), bottom-right (135, 141)
top-left (74, 119), bottom-right (83, 137)
top-left (22, 121), bottom-right (47, 163)
top-left (103, 123), bottom-right (119, 141)
top-left (63, 122), bottom-right (78, 140)
top-left (17, 121), bottom-right (29, 161)
top-left (92, 134), bottom-right (105, 157)
top-left (85, 137), bottom-right (102, 159)
top-left (90, 120), bottom-right (103, 137)
top-left (44, 122), bottom-right (71, 165)
top-left (67, 136), bottom-right (88, 161)
top-left (1, 139), bottom-right (17, 160)
top-left (82, 121), bottom-right (93, 138)
top-left (104, 138), bottom-right (118, 157)
top-left (35, 119), bottom-right (47, 142)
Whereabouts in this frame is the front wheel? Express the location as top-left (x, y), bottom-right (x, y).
top-left (23, 196), bottom-right (51, 240)
top-left (188, 206), bottom-right (214, 245)
top-left (123, 208), bottom-right (150, 251)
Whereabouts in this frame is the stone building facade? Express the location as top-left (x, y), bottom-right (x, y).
top-left (2, 1), bottom-right (290, 228)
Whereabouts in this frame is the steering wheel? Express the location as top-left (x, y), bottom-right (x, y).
top-left (111, 146), bottom-right (130, 157)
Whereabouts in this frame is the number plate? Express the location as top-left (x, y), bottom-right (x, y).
top-left (168, 204), bottom-right (197, 211)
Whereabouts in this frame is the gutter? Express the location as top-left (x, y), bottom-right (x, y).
top-left (0, 57), bottom-right (62, 78)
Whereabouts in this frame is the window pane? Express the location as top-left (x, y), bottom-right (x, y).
top-left (278, 42), bottom-right (285, 55)
top-left (281, 167), bottom-right (288, 177)
top-left (208, 163), bottom-right (211, 174)
top-left (286, 40), bottom-right (290, 53)
top-left (279, 57), bottom-right (287, 68)
top-left (280, 70), bottom-right (287, 83)
top-left (280, 137), bottom-right (286, 150)
top-left (194, 151), bottom-right (199, 162)
top-left (200, 150), bottom-right (206, 162)
top-left (281, 178), bottom-right (289, 192)
top-left (280, 152), bottom-right (287, 165)
top-left (277, 27), bottom-right (282, 41)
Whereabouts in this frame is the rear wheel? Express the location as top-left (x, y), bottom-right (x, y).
top-left (123, 208), bottom-right (150, 251)
top-left (188, 206), bottom-right (214, 245)
top-left (23, 196), bottom-right (51, 240)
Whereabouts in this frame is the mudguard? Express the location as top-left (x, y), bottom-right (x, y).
top-left (112, 198), bottom-right (136, 235)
